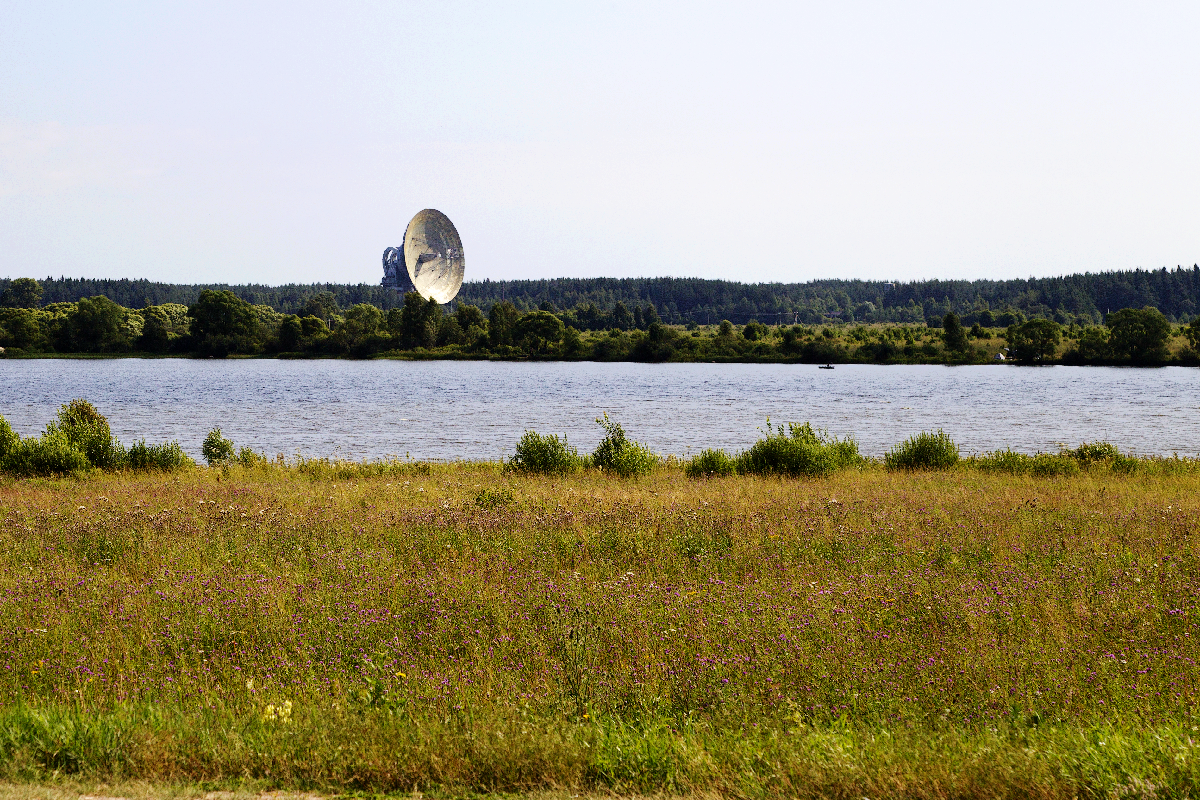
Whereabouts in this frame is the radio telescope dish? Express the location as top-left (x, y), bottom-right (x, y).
top-left (400, 209), bottom-right (465, 304)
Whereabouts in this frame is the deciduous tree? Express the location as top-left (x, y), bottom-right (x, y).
top-left (514, 310), bottom-right (565, 355)
top-left (942, 312), bottom-right (969, 352)
top-left (1006, 318), bottom-right (1061, 363)
top-left (488, 300), bottom-right (519, 348)
top-left (67, 296), bottom-right (127, 352)
top-left (0, 278), bottom-right (43, 309)
top-left (1106, 307), bottom-right (1171, 364)
top-left (187, 290), bottom-right (261, 355)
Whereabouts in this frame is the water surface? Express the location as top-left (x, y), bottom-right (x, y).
top-left (1, 360), bottom-right (1197, 460)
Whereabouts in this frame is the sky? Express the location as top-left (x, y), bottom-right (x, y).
top-left (1, 1), bottom-right (1198, 287)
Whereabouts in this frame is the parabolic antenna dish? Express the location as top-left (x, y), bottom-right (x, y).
top-left (403, 209), bottom-right (465, 304)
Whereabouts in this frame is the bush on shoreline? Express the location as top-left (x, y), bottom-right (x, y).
top-left (508, 430), bottom-right (585, 475)
top-left (201, 427), bottom-right (235, 466)
top-left (2, 398), bottom-right (1198, 482)
top-left (885, 430), bottom-right (960, 470)
top-left (971, 449), bottom-right (1079, 476)
top-left (684, 448), bottom-right (736, 478)
top-left (590, 414), bottom-right (657, 477)
top-left (735, 422), bottom-right (863, 478)
top-left (0, 400), bottom-right (193, 477)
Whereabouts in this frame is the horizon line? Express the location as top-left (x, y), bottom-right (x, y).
top-left (5, 263), bottom-right (1199, 289)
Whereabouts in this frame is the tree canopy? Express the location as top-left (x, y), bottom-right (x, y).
top-left (8, 264), bottom-right (1200, 326)
top-left (1106, 307), bottom-right (1172, 365)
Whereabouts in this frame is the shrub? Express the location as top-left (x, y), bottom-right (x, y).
top-left (684, 448), bottom-right (736, 479)
top-left (1069, 441), bottom-right (1121, 465)
top-left (736, 422), bottom-right (862, 478)
top-left (1111, 452), bottom-right (1141, 474)
top-left (46, 399), bottom-right (123, 469)
top-left (972, 449), bottom-right (1032, 473)
top-left (201, 428), bottom-right (235, 466)
top-left (0, 401), bottom-right (194, 477)
top-left (1030, 453), bottom-right (1079, 477)
top-left (886, 430), bottom-right (959, 470)
top-left (0, 416), bottom-right (18, 461)
top-left (1, 430), bottom-right (91, 477)
top-left (475, 487), bottom-right (515, 509)
top-left (970, 450), bottom-right (1076, 477)
top-left (126, 439), bottom-right (194, 472)
top-left (237, 446), bottom-right (268, 468)
top-left (591, 414), bottom-right (657, 477)
top-left (508, 431), bottom-right (584, 475)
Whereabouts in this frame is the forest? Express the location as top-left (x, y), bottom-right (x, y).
top-left (6, 264), bottom-right (1200, 325)
top-left (1, 278), bottom-right (1197, 366)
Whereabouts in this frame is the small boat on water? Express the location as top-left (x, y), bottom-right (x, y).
top-left (818, 364), bottom-right (835, 370)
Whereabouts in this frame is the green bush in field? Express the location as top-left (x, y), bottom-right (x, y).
top-left (735, 422), bottom-right (862, 478)
top-left (1069, 441), bottom-right (1121, 465)
top-left (0, 416), bottom-right (18, 462)
top-left (972, 449), bottom-right (1031, 473)
top-left (886, 430), bottom-right (960, 470)
top-left (1111, 452), bottom-right (1142, 474)
top-left (475, 487), bottom-right (515, 509)
top-left (684, 448), bottom-right (736, 478)
top-left (971, 449), bottom-right (1077, 477)
top-left (126, 439), bottom-right (194, 471)
top-left (591, 414), bottom-right (657, 477)
top-left (508, 431), bottom-right (584, 475)
top-left (202, 427), bottom-right (235, 466)
top-left (1, 429), bottom-right (91, 476)
top-left (45, 398), bottom-right (124, 470)
top-left (1030, 453), bottom-right (1079, 477)
top-left (237, 446), bottom-right (268, 468)
top-left (0, 402), bottom-right (195, 477)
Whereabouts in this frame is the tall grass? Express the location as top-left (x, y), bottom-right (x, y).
top-left (0, 464), bottom-right (1197, 795)
top-left (293, 454), bottom-right (432, 480)
top-left (971, 449), bottom-right (1079, 476)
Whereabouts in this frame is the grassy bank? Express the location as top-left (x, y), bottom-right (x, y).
top-left (0, 462), bottom-right (1197, 796)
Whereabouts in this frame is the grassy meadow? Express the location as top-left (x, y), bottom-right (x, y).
top-left (0, 456), bottom-right (1198, 798)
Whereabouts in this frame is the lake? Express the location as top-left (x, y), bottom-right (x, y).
top-left (1, 359), bottom-right (1198, 461)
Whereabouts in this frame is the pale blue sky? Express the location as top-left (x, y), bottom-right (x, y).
top-left (1, 1), bottom-right (1197, 285)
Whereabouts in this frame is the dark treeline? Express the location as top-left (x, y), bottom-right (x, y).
top-left (460, 268), bottom-right (1200, 326)
top-left (6, 265), bottom-right (1200, 325)
top-left (2, 278), bottom-right (1198, 366)
top-left (28, 277), bottom-right (408, 314)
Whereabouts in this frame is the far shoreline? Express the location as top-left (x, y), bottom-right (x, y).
top-left (3, 350), bottom-right (1197, 368)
